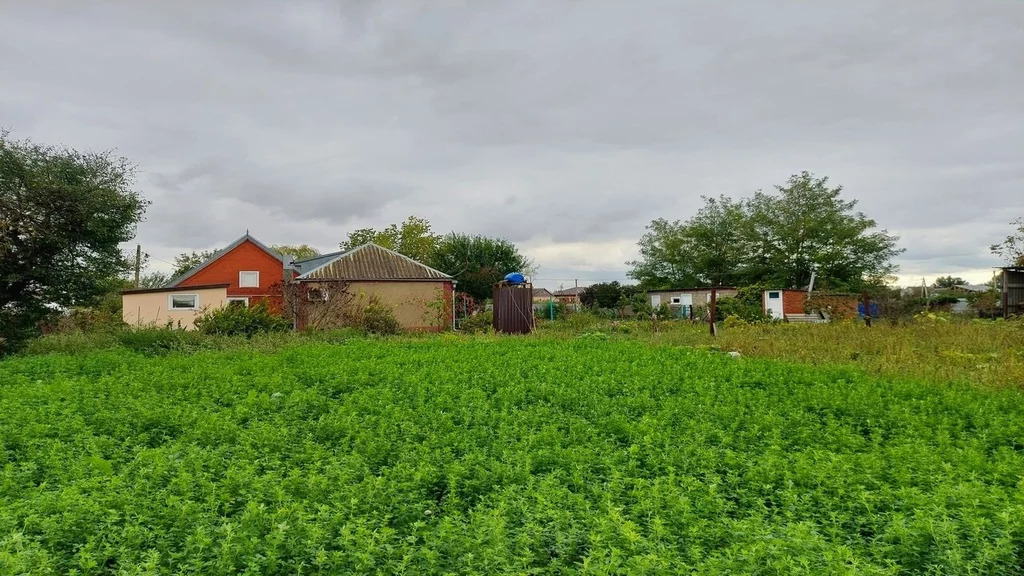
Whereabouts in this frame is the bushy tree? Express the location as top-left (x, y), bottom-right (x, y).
top-left (629, 172), bottom-right (903, 291)
top-left (271, 244), bottom-right (320, 260)
top-left (579, 282), bottom-right (639, 310)
top-left (428, 233), bottom-right (531, 302)
top-left (171, 250), bottom-right (216, 278)
top-left (341, 216), bottom-right (439, 263)
top-left (990, 218), bottom-right (1024, 266)
top-left (1, 132), bottom-right (147, 352)
top-left (932, 276), bottom-right (968, 290)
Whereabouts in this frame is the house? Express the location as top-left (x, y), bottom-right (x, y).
top-left (554, 286), bottom-right (586, 308)
top-left (647, 288), bottom-right (737, 318)
top-left (765, 289), bottom-right (859, 322)
top-left (122, 233), bottom-right (289, 329)
top-left (999, 267), bottom-right (1024, 318)
top-left (532, 288), bottom-right (555, 302)
top-left (762, 289), bottom-right (811, 321)
top-left (292, 242), bottom-right (454, 331)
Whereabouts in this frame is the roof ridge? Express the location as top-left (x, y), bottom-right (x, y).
top-left (164, 233), bottom-right (283, 287)
top-left (295, 242), bottom-right (452, 281)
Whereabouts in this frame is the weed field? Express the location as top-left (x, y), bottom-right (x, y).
top-left (2, 338), bottom-right (1024, 574)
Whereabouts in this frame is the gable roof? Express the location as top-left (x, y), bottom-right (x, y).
top-left (165, 233), bottom-right (283, 287)
top-left (554, 286), bottom-right (586, 296)
top-left (296, 242), bottom-right (452, 281)
top-left (533, 288), bottom-right (555, 298)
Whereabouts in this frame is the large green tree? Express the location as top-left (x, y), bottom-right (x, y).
top-left (428, 233), bottom-right (531, 302)
top-left (991, 218), bottom-right (1024, 266)
top-left (341, 216), bottom-right (439, 263)
top-left (0, 133), bottom-right (148, 352)
top-left (628, 196), bottom-right (747, 289)
top-left (629, 172), bottom-right (903, 291)
top-left (932, 275), bottom-right (968, 290)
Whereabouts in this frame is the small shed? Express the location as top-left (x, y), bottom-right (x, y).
top-left (647, 288), bottom-right (738, 318)
top-left (493, 282), bottom-right (535, 334)
top-left (763, 289), bottom-right (808, 320)
top-left (1000, 267), bottom-right (1024, 318)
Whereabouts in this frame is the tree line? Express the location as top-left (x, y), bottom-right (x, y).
top-left (5, 132), bottom-right (1024, 353)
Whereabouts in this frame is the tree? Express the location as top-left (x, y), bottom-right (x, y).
top-left (0, 132), bottom-right (148, 352)
top-left (340, 216), bottom-right (439, 262)
top-left (171, 250), bottom-right (216, 278)
top-left (628, 172), bottom-right (903, 291)
top-left (580, 282), bottom-right (631, 309)
top-left (628, 196), bottom-right (747, 289)
top-left (139, 272), bottom-right (171, 289)
top-left (428, 233), bottom-right (531, 302)
top-left (271, 244), bottom-right (320, 261)
top-left (990, 218), bottom-right (1024, 266)
top-left (932, 276), bottom-right (967, 290)
top-left (745, 172), bottom-right (902, 290)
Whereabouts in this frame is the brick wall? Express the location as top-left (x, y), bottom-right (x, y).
top-left (178, 240), bottom-right (287, 308)
top-left (782, 290), bottom-right (808, 315)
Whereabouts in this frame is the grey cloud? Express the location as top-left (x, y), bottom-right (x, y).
top-left (2, 0), bottom-right (1023, 285)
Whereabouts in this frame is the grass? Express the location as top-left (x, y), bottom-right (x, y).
top-left (536, 316), bottom-right (1024, 389)
top-left (2, 337), bottom-right (1024, 574)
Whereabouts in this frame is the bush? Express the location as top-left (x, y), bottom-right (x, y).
top-left (460, 311), bottom-right (493, 333)
top-left (194, 301), bottom-right (291, 337)
top-left (359, 300), bottom-right (402, 335)
top-left (115, 327), bottom-right (208, 354)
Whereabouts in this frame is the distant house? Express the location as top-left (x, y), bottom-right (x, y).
top-left (122, 233), bottom-right (289, 329)
top-left (554, 286), bottom-right (586, 307)
top-left (292, 242), bottom-right (454, 331)
top-left (532, 288), bottom-right (555, 302)
top-left (647, 288), bottom-right (737, 318)
top-left (950, 284), bottom-right (991, 294)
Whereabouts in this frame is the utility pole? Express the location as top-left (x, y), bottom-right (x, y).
top-left (709, 287), bottom-right (718, 337)
top-left (134, 244), bottom-right (142, 288)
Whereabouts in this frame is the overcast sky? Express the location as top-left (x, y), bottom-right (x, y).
top-left (3, 1), bottom-right (1022, 289)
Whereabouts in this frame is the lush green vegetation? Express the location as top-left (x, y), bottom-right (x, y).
top-left (3, 337), bottom-right (1023, 574)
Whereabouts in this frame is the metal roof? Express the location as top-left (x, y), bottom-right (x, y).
top-left (554, 286), bottom-right (587, 296)
top-left (122, 283), bottom-right (230, 295)
top-left (165, 233), bottom-right (283, 287)
top-left (296, 242), bottom-right (452, 281)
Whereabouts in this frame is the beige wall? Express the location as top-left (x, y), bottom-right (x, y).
top-left (319, 281), bottom-right (451, 331)
top-left (648, 289), bottom-right (738, 307)
top-left (122, 287), bottom-right (229, 330)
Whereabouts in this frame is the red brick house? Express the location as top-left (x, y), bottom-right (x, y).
top-left (122, 234), bottom-right (289, 328)
top-left (763, 289), bottom-right (808, 320)
top-left (165, 233), bottom-right (290, 309)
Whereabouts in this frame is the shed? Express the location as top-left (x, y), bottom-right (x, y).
top-left (1000, 267), bottom-right (1024, 318)
top-left (647, 288), bottom-right (737, 318)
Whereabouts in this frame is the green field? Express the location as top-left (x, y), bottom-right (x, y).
top-left (2, 338), bottom-right (1024, 574)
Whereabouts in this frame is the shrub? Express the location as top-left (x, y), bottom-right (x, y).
top-left (194, 301), bottom-right (291, 337)
top-left (341, 293), bottom-right (402, 335)
top-left (460, 311), bottom-right (493, 333)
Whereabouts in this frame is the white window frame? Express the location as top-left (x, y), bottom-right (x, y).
top-left (168, 294), bottom-right (199, 310)
top-left (226, 297), bottom-right (249, 307)
top-left (239, 271), bottom-right (260, 288)
top-left (671, 296), bottom-right (682, 305)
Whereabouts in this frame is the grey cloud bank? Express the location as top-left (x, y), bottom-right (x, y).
top-left (2, 1), bottom-right (1021, 289)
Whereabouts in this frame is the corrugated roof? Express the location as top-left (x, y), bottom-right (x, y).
top-left (292, 250), bottom-right (349, 275)
top-left (554, 286), bottom-right (586, 296)
top-left (165, 233), bottom-right (283, 287)
top-left (296, 243), bottom-right (452, 281)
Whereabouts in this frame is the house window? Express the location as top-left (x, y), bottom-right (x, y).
top-left (239, 271), bottom-right (259, 287)
top-left (168, 294), bottom-right (198, 310)
top-left (671, 297), bottom-right (682, 305)
top-left (768, 291), bottom-right (781, 299)
top-left (227, 297), bottom-right (249, 308)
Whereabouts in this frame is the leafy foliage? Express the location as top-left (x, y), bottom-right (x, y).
top-left (270, 244), bottom-right (320, 261)
top-left (578, 282), bottom-right (638, 310)
top-left (171, 250), bottom-right (216, 278)
top-left (340, 216), bottom-right (440, 263)
top-left (629, 172), bottom-right (903, 291)
top-left (428, 233), bottom-right (531, 303)
top-left (990, 217), bottom-right (1024, 266)
top-left (193, 300), bottom-right (291, 337)
top-left (2, 339), bottom-right (1023, 573)
top-left (932, 275), bottom-right (968, 289)
top-left (0, 132), bottom-right (148, 354)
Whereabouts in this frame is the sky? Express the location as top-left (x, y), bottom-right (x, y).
top-left (3, 1), bottom-right (1022, 291)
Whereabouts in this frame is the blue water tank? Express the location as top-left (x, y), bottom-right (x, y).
top-left (504, 272), bottom-right (526, 284)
